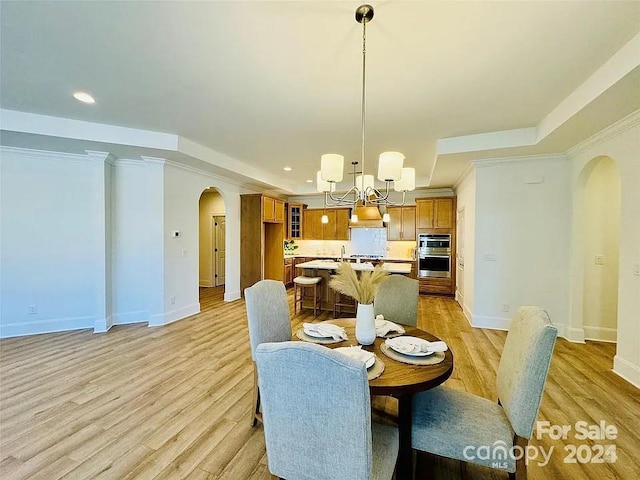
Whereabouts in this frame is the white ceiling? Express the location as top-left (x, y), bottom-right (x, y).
top-left (1, 1), bottom-right (639, 193)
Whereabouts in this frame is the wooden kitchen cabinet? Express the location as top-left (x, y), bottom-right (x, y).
top-left (283, 257), bottom-right (294, 286)
top-left (334, 209), bottom-right (350, 240)
top-left (303, 210), bottom-right (321, 239)
top-left (287, 203), bottom-right (305, 239)
top-left (262, 196), bottom-right (285, 223)
top-left (386, 206), bottom-right (416, 240)
top-left (419, 277), bottom-right (452, 295)
top-left (303, 208), bottom-right (350, 240)
top-left (241, 194), bottom-right (285, 293)
top-left (321, 210), bottom-right (336, 240)
top-left (416, 197), bottom-right (454, 229)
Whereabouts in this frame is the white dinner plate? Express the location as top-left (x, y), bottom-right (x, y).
top-left (386, 336), bottom-right (434, 357)
top-left (334, 347), bottom-right (376, 369)
top-left (303, 328), bottom-right (333, 339)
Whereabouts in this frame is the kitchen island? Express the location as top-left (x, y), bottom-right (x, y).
top-left (295, 259), bottom-right (412, 274)
top-left (294, 260), bottom-right (413, 314)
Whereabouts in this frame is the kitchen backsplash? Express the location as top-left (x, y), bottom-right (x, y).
top-left (293, 229), bottom-right (416, 259)
top-left (350, 228), bottom-right (387, 256)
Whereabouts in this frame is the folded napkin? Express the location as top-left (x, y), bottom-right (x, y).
top-left (334, 346), bottom-right (375, 367)
top-left (303, 322), bottom-right (348, 341)
top-left (385, 336), bottom-right (448, 355)
top-left (375, 315), bottom-right (406, 337)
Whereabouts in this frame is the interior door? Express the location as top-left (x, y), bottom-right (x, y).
top-left (214, 216), bottom-right (226, 286)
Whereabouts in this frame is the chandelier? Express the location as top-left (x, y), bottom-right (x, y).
top-left (317, 4), bottom-right (415, 211)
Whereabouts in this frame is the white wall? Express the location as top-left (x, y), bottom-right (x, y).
top-left (472, 156), bottom-right (572, 331)
top-left (582, 157), bottom-right (620, 340)
top-left (568, 114), bottom-right (640, 387)
top-left (0, 148), bottom-right (111, 337)
top-left (110, 159), bottom-right (164, 327)
top-left (158, 162), bottom-right (242, 327)
top-left (454, 167), bottom-right (476, 322)
top-left (0, 148), bottom-right (244, 337)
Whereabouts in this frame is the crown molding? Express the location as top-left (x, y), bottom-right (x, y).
top-left (0, 145), bottom-right (111, 164)
top-left (85, 150), bottom-right (115, 164)
top-left (139, 156), bottom-right (167, 166)
top-left (162, 158), bottom-right (250, 190)
top-left (453, 162), bottom-right (475, 189)
top-left (566, 109), bottom-right (640, 157)
top-left (113, 158), bottom-right (150, 167)
top-left (473, 153), bottom-right (567, 168)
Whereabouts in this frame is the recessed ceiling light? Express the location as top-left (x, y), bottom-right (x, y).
top-left (283, 167), bottom-right (292, 172)
top-left (73, 92), bottom-right (96, 104)
top-left (306, 179), bottom-right (313, 183)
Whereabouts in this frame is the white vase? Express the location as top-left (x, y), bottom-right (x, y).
top-left (356, 303), bottom-right (376, 345)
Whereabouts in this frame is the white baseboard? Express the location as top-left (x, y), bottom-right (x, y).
top-left (471, 314), bottom-right (510, 331)
top-left (199, 279), bottom-right (213, 287)
top-left (564, 326), bottom-right (586, 344)
top-left (224, 290), bottom-right (241, 302)
top-left (613, 355), bottom-right (640, 389)
top-left (584, 326), bottom-right (617, 343)
top-left (0, 315), bottom-right (94, 338)
top-left (148, 303), bottom-right (200, 327)
top-left (462, 303), bottom-right (473, 326)
top-left (113, 310), bottom-right (150, 325)
top-left (94, 314), bottom-right (114, 333)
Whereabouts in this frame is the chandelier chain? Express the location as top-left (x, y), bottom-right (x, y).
top-left (319, 4), bottom-right (413, 209)
top-left (361, 19), bottom-right (367, 202)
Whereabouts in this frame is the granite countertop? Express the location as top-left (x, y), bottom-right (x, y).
top-left (295, 260), bottom-right (412, 274)
top-left (285, 254), bottom-right (414, 262)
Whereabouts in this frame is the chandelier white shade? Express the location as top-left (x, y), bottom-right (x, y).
top-left (316, 170), bottom-right (336, 193)
top-left (394, 167), bottom-right (416, 192)
top-left (318, 5), bottom-right (415, 208)
top-left (355, 174), bottom-right (375, 192)
top-left (320, 154), bottom-right (344, 182)
top-left (377, 151), bottom-right (404, 181)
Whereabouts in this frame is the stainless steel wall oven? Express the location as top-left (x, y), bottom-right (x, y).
top-left (418, 234), bottom-right (451, 278)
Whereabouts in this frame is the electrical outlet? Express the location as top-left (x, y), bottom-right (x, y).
top-left (594, 254), bottom-right (604, 265)
top-left (181, 249), bottom-right (187, 257)
top-left (27, 305), bottom-right (37, 315)
top-left (502, 303), bottom-right (510, 313)
top-left (170, 296), bottom-right (176, 305)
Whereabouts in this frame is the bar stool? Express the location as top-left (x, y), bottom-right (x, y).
top-left (333, 289), bottom-right (356, 318)
top-left (293, 276), bottom-right (322, 316)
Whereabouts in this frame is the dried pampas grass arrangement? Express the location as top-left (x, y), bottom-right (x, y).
top-left (329, 262), bottom-right (389, 305)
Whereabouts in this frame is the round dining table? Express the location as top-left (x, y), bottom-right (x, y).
top-left (296, 318), bottom-right (454, 480)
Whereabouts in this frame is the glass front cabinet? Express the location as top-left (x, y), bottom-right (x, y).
top-left (287, 203), bottom-right (304, 239)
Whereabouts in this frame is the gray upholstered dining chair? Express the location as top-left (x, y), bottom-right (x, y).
top-left (373, 274), bottom-right (419, 326)
top-left (244, 280), bottom-right (292, 427)
top-left (411, 306), bottom-right (557, 480)
top-left (255, 341), bottom-right (399, 480)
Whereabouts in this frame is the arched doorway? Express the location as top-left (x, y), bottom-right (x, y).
top-left (198, 187), bottom-right (226, 297)
top-left (576, 156), bottom-right (621, 343)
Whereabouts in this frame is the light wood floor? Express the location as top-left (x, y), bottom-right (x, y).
top-left (1, 287), bottom-right (638, 480)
